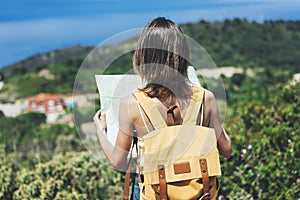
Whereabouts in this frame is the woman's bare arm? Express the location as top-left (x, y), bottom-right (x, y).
top-left (93, 96), bottom-right (134, 170)
top-left (205, 90), bottom-right (232, 158)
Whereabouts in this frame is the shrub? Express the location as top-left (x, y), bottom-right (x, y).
top-left (13, 152), bottom-right (123, 199)
top-left (0, 145), bottom-right (18, 200)
top-left (219, 83), bottom-right (300, 199)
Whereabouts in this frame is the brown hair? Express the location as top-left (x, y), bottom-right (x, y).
top-left (133, 17), bottom-right (192, 107)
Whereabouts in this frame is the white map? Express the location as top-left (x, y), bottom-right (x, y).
top-left (95, 66), bottom-right (201, 145)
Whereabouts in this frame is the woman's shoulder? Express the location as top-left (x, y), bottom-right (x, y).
top-left (202, 88), bottom-right (216, 115)
top-left (203, 88), bottom-right (215, 102)
top-left (120, 94), bottom-right (140, 120)
top-left (194, 87), bottom-right (215, 104)
top-left (121, 94), bottom-right (139, 108)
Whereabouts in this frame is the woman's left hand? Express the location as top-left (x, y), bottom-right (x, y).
top-left (93, 110), bottom-right (107, 136)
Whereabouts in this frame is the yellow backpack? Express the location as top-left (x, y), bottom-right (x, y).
top-left (132, 86), bottom-right (221, 200)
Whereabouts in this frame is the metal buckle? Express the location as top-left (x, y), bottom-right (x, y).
top-left (199, 192), bottom-right (211, 200)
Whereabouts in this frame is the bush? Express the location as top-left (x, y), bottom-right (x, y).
top-left (13, 151), bottom-right (123, 199)
top-left (219, 83), bottom-right (300, 199)
top-left (0, 145), bottom-right (18, 200)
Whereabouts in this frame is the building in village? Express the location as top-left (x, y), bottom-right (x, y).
top-left (26, 93), bottom-right (65, 123)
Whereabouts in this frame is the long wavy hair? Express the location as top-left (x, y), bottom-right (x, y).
top-left (133, 17), bottom-right (192, 107)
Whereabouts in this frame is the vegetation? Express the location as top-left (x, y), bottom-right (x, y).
top-left (0, 19), bottom-right (299, 101)
top-left (0, 46), bottom-right (93, 77)
top-left (1, 78), bottom-right (298, 199)
top-left (1, 149), bottom-right (123, 199)
top-left (181, 19), bottom-right (300, 70)
top-left (0, 112), bottom-right (83, 168)
top-left (219, 81), bottom-right (300, 199)
top-left (0, 19), bottom-right (299, 199)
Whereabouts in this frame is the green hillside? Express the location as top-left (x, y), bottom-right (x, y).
top-left (0, 19), bottom-right (299, 102)
top-left (181, 19), bottom-right (300, 69)
top-left (0, 45), bottom-right (94, 77)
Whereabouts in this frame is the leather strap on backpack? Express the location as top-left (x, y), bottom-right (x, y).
top-left (123, 137), bottom-right (138, 200)
top-left (166, 105), bottom-right (182, 126)
top-left (158, 165), bottom-right (167, 200)
top-left (123, 160), bottom-right (132, 200)
top-left (200, 159), bottom-right (211, 200)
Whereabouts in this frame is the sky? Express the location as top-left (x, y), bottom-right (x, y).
top-left (1, 0), bottom-right (299, 68)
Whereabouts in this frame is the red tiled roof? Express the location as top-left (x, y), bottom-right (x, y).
top-left (26, 93), bottom-right (62, 102)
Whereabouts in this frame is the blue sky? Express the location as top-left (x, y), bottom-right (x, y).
top-left (1, 0), bottom-right (299, 67)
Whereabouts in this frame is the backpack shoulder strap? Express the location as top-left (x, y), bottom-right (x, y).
top-left (133, 90), bottom-right (167, 130)
top-left (182, 86), bottom-right (204, 125)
